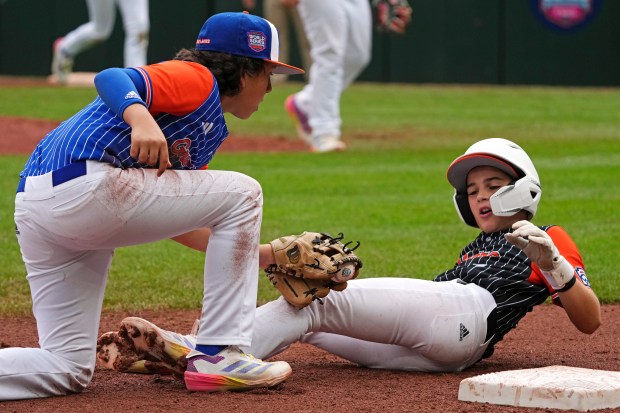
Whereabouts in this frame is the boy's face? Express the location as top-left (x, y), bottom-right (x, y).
top-left (466, 166), bottom-right (527, 233)
top-left (228, 63), bottom-right (275, 119)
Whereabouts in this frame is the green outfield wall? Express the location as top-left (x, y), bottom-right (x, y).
top-left (1, 0), bottom-right (618, 86)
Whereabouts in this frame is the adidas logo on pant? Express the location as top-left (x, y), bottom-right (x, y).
top-left (459, 323), bottom-right (470, 341)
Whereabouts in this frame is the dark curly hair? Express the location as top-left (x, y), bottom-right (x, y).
top-left (173, 49), bottom-right (266, 96)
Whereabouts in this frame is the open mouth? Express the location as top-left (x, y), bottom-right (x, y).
top-left (479, 207), bottom-right (492, 218)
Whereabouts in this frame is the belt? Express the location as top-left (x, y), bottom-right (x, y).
top-left (485, 308), bottom-right (498, 342)
top-left (17, 161), bottom-right (88, 193)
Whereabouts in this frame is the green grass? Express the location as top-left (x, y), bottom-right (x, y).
top-left (1, 81), bottom-right (619, 315)
top-left (0, 87), bottom-right (98, 120)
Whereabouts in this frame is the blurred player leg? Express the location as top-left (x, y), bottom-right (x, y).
top-left (264, 0), bottom-right (290, 84)
top-left (296, 0), bottom-right (346, 152)
top-left (52, 0), bottom-right (116, 84)
top-left (116, 0), bottom-right (149, 67)
top-left (341, 0), bottom-right (372, 89)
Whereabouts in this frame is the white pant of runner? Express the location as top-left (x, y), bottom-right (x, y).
top-left (248, 278), bottom-right (497, 372)
top-left (1, 160), bottom-right (262, 400)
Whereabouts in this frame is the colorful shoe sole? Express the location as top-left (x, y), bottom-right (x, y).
top-left (184, 369), bottom-right (292, 392)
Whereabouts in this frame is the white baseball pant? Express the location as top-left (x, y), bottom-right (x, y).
top-left (247, 278), bottom-right (497, 372)
top-left (294, 0), bottom-right (372, 140)
top-left (60, 0), bottom-right (149, 67)
top-left (1, 160), bottom-right (262, 400)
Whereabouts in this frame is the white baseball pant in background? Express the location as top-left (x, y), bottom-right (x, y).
top-left (294, 0), bottom-right (372, 140)
top-left (60, 0), bottom-right (149, 67)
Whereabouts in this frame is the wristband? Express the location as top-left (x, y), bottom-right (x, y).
top-left (541, 255), bottom-right (574, 291)
top-left (555, 275), bottom-right (577, 293)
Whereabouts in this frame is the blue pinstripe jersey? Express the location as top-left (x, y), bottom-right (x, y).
top-left (20, 63), bottom-right (228, 178)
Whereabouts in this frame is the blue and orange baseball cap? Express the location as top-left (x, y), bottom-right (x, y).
top-left (195, 12), bottom-right (304, 75)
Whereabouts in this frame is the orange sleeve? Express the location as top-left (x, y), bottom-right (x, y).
top-left (529, 225), bottom-right (589, 305)
top-left (140, 61), bottom-right (216, 116)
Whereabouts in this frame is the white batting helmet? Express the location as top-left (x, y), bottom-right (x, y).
top-left (446, 138), bottom-right (542, 227)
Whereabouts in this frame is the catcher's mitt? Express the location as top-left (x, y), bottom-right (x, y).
top-left (268, 232), bottom-right (363, 281)
top-left (372, 0), bottom-right (413, 34)
top-left (266, 270), bottom-right (348, 309)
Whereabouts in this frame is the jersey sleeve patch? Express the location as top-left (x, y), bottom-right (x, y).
top-left (575, 266), bottom-right (591, 287)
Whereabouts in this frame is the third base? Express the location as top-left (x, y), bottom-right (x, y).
top-left (458, 365), bottom-right (620, 411)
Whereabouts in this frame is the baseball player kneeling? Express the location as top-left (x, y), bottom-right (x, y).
top-left (3, 12), bottom-right (308, 400)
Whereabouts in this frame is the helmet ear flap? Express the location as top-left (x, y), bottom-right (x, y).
top-left (453, 192), bottom-right (477, 227)
top-left (490, 177), bottom-right (541, 218)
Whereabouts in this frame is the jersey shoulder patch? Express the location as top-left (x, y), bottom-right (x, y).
top-left (575, 266), bottom-right (591, 287)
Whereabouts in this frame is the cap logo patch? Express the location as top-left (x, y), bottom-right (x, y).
top-left (247, 31), bottom-right (266, 52)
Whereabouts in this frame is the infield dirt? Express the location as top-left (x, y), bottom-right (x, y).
top-left (1, 305), bottom-right (619, 413)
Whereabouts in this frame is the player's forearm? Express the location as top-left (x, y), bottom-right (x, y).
top-left (558, 281), bottom-right (601, 334)
top-left (259, 244), bottom-right (275, 270)
top-left (123, 103), bottom-right (170, 175)
top-left (122, 103), bottom-right (157, 129)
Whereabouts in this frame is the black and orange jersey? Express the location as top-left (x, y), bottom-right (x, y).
top-left (434, 224), bottom-right (591, 358)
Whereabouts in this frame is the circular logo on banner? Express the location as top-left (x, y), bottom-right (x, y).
top-left (531, 0), bottom-right (602, 32)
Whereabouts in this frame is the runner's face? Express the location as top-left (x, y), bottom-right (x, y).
top-left (466, 166), bottom-right (527, 233)
top-left (230, 63), bottom-right (275, 119)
